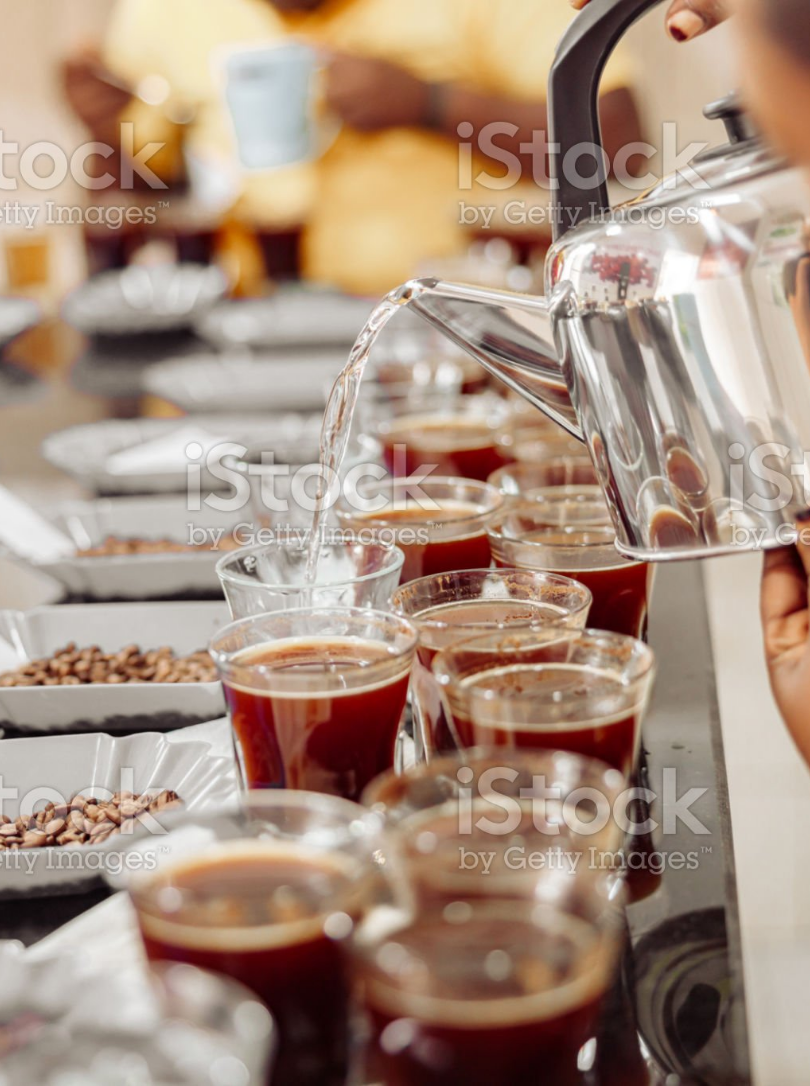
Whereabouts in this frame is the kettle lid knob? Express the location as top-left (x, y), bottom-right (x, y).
top-left (703, 92), bottom-right (758, 145)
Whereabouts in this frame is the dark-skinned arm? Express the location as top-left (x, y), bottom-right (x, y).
top-left (324, 54), bottom-right (644, 181)
top-left (435, 83), bottom-right (644, 181)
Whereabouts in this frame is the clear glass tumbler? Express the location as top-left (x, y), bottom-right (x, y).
top-left (128, 790), bottom-right (383, 1086)
top-left (210, 606), bottom-right (417, 799)
top-left (216, 538), bottom-right (404, 618)
top-left (390, 567), bottom-right (591, 760)
top-left (487, 493), bottom-right (654, 639)
top-left (433, 627), bottom-right (655, 778)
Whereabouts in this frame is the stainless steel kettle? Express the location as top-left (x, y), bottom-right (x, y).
top-left (403, 0), bottom-right (810, 561)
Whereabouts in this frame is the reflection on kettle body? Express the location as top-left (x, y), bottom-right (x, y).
top-left (635, 476), bottom-right (702, 551)
top-left (665, 445), bottom-right (710, 509)
top-left (648, 506), bottom-right (703, 551)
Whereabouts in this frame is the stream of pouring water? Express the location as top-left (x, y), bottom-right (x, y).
top-left (303, 281), bottom-right (427, 585)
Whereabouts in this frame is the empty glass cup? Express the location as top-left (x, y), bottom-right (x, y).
top-left (216, 537), bottom-right (404, 618)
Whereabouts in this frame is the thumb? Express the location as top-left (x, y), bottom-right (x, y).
top-left (666, 0), bottom-right (728, 42)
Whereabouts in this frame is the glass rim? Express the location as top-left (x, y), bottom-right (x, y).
top-left (432, 625), bottom-right (656, 690)
top-left (335, 475), bottom-right (504, 529)
top-left (494, 427), bottom-right (588, 452)
top-left (487, 499), bottom-right (642, 565)
top-left (241, 786), bottom-right (378, 825)
top-left (209, 604), bottom-right (419, 684)
top-left (489, 495), bottom-right (613, 537)
top-left (390, 566), bottom-right (592, 629)
top-left (361, 745), bottom-right (627, 812)
top-left (128, 790), bottom-right (382, 930)
top-left (351, 897), bottom-right (622, 1016)
top-left (374, 392), bottom-right (513, 427)
top-left (487, 455), bottom-right (597, 490)
top-left (215, 537), bottom-right (405, 592)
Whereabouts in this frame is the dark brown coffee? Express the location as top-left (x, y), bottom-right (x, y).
top-left (380, 415), bottom-right (507, 481)
top-left (413, 597), bottom-right (570, 754)
top-left (446, 663), bottom-right (640, 776)
top-left (222, 638), bottom-right (410, 800)
top-left (359, 909), bottom-right (610, 1086)
top-left (348, 502), bottom-right (492, 583)
top-left (136, 844), bottom-right (361, 1086)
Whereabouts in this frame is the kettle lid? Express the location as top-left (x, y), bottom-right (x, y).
top-left (636, 91), bottom-right (785, 210)
top-left (701, 92), bottom-right (758, 150)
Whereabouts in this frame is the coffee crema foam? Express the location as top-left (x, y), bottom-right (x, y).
top-left (136, 840), bottom-right (362, 952)
top-left (455, 663), bottom-right (643, 732)
top-left (414, 599), bottom-right (570, 652)
top-left (381, 415), bottom-right (501, 452)
top-left (226, 637), bottom-right (411, 699)
top-left (364, 910), bottom-right (611, 1027)
top-left (351, 500), bottom-right (489, 525)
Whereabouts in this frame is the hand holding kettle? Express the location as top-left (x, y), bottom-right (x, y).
top-left (562, 0), bottom-right (810, 770)
top-left (761, 527), bottom-right (810, 768)
top-left (569, 0), bottom-right (729, 41)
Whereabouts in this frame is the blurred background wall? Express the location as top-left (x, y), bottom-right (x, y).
top-left (625, 11), bottom-right (737, 162)
top-left (0, 1), bottom-right (113, 294)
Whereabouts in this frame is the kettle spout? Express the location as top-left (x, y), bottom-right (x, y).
top-left (403, 278), bottom-right (582, 440)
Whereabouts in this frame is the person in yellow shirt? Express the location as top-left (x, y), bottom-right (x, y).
top-left (65, 0), bottom-right (640, 295)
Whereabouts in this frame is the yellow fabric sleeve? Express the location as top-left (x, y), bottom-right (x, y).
top-left (102, 0), bottom-right (168, 86)
top-left (460, 0), bottom-right (635, 100)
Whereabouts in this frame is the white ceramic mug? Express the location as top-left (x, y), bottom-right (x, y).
top-left (222, 41), bottom-right (334, 171)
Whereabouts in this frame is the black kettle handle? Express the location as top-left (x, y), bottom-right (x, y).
top-left (549, 0), bottom-right (664, 241)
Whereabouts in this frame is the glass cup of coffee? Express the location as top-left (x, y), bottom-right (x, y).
top-left (488, 456), bottom-right (598, 498)
top-left (365, 325), bottom-right (488, 402)
top-left (363, 748), bottom-right (628, 906)
top-left (487, 492), bottom-right (654, 639)
top-left (495, 422), bottom-right (587, 468)
top-left (352, 891), bottom-right (623, 1086)
top-left (210, 606), bottom-right (417, 799)
top-left (216, 538), bottom-right (404, 619)
top-left (373, 394), bottom-right (512, 482)
top-left (371, 344), bottom-right (487, 400)
top-left (335, 477), bottom-right (503, 584)
top-left (432, 627), bottom-right (655, 778)
top-left (390, 568), bottom-right (592, 760)
top-left (128, 791), bottom-right (383, 1086)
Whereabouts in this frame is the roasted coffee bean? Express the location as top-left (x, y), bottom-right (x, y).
top-left (75, 534), bottom-right (240, 557)
top-left (0, 643), bottom-right (216, 686)
top-left (2, 791), bottom-right (184, 850)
